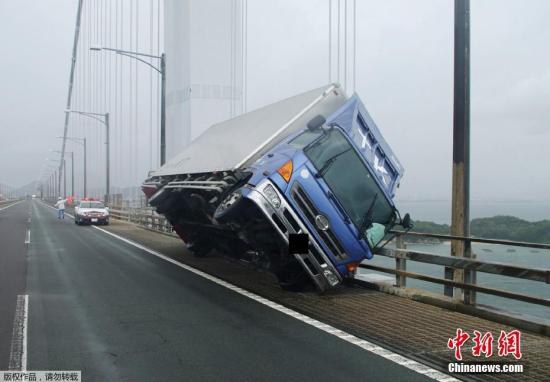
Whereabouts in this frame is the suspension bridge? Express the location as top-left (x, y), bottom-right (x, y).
top-left (1, 1), bottom-right (549, 381)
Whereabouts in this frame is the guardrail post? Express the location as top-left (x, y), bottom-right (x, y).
top-left (463, 239), bottom-right (476, 304)
top-left (395, 235), bottom-right (407, 288)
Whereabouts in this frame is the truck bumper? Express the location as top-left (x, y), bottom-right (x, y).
top-left (244, 180), bottom-right (342, 291)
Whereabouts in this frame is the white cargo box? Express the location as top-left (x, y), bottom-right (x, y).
top-left (151, 84), bottom-right (347, 177)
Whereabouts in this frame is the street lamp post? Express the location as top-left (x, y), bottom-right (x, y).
top-left (91, 46), bottom-right (166, 165)
top-left (63, 159), bottom-right (67, 198)
top-left (52, 172), bottom-right (57, 197)
top-left (46, 160), bottom-right (60, 197)
top-left (60, 137), bottom-right (87, 198)
top-left (69, 151), bottom-right (74, 197)
top-left (65, 110), bottom-right (109, 203)
top-left (50, 152), bottom-right (69, 198)
top-left (55, 151), bottom-right (75, 197)
top-left (44, 175), bottom-right (50, 198)
top-left (53, 171), bottom-right (57, 197)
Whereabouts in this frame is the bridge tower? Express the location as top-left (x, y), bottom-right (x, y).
top-left (164, 0), bottom-right (246, 161)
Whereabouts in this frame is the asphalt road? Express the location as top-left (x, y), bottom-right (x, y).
top-left (0, 201), bottom-right (29, 369)
top-left (1, 200), bottom-right (435, 381)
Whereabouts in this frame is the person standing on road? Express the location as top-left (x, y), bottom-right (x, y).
top-left (55, 197), bottom-right (66, 219)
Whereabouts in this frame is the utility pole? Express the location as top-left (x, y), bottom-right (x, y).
top-left (446, 0), bottom-right (474, 304)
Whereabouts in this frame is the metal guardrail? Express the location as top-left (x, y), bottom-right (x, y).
top-left (391, 230), bottom-right (550, 250)
top-left (109, 207), bottom-right (175, 235)
top-left (361, 232), bottom-right (550, 308)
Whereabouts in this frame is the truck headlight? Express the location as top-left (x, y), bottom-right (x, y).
top-left (263, 184), bottom-right (281, 208)
top-left (323, 269), bottom-right (339, 286)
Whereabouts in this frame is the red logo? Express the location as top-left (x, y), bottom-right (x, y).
top-left (472, 330), bottom-right (494, 358)
top-left (498, 330), bottom-right (522, 360)
top-left (447, 328), bottom-right (470, 361)
top-left (448, 329), bottom-right (522, 360)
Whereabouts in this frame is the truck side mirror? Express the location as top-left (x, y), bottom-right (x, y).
top-left (401, 213), bottom-right (413, 229)
top-left (307, 115), bottom-right (326, 131)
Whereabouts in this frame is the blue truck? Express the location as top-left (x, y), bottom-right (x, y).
top-left (142, 84), bottom-right (411, 291)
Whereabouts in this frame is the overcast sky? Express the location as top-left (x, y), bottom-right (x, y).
top-left (0, 0), bottom-right (548, 202)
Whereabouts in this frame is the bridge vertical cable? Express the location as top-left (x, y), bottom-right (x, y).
top-left (242, 0), bottom-right (248, 113)
top-left (135, 0), bottom-right (139, 201)
top-left (149, 0), bottom-right (154, 171)
top-left (157, 0), bottom-right (161, 169)
top-left (353, 0), bottom-right (356, 93)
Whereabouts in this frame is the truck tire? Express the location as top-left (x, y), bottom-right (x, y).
top-left (214, 190), bottom-right (244, 223)
top-left (276, 259), bottom-right (310, 292)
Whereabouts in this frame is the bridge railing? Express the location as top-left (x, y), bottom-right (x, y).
top-left (109, 207), bottom-right (175, 235)
top-left (361, 231), bottom-right (550, 309)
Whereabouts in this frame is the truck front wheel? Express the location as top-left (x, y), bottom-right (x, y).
top-left (214, 191), bottom-right (244, 223)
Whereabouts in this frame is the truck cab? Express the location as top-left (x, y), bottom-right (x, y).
top-left (229, 95), bottom-right (405, 290)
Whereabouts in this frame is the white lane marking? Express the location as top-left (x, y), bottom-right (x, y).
top-left (0, 200), bottom-right (24, 212)
top-left (24, 229), bottom-right (30, 244)
top-left (91, 225), bottom-right (457, 382)
top-left (8, 295), bottom-right (28, 371)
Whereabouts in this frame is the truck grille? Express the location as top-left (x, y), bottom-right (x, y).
top-left (291, 183), bottom-right (347, 260)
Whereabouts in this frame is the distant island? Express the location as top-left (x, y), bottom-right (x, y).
top-left (410, 216), bottom-right (550, 244)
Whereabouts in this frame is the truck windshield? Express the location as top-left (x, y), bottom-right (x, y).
top-left (304, 128), bottom-right (395, 231)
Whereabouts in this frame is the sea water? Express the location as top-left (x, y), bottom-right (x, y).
top-left (361, 200), bottom-right (550, 321)
top-left (396, 200), bottom-right (550, 224)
